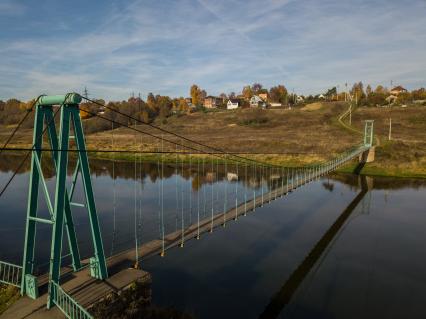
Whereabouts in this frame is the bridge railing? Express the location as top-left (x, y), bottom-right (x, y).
top-left (0, 260), bottom-right (22, 287)
top-left (50, 281), bottom-right (93, 319)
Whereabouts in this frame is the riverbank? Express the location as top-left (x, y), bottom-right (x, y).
top-left (1, 102), bottom-right (424, 178)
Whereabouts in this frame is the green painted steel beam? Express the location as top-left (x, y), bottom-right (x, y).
top-left (38, 94), bottom-right (81, 106)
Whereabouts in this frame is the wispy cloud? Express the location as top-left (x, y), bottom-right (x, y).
top-left (0, 0), bottom-right (425, 101)
top-left (0, 1), bottom-right (26, 16)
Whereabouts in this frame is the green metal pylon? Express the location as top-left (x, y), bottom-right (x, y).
top-left (20, 94), bottom-right (108, 307)
top-left (364, 120), bottom-right (374, 147)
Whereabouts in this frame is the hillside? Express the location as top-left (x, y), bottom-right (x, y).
top-left (1, 102), bottom-right (425, 177)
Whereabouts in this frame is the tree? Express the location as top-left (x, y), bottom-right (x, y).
top-left (190, 84), bottom-right (205, 107)
top-left (397, 92), bottom-right (412, 104)
top-left (177, 98), bottom-right (189, 112)
top-left (147, 93), bottom-right (156, 111)
top-left (351, 82), bottom-right (366, 104)
top-left (366, 84), bottom-right (372, 96)
top-left (374, 85), bottom-right (386, 94)
top-left (251, 83), bottom-right (263, 94)
top-left (366, 92), bottom-right (386, 106)
top-left (269, 85), bottom-right (288, 104)
top-left (412, 88), bottom-right (426, 100)
top-left (242, 86), bottom-right (253, 100)
top-left (325, 87), bottom-right (337, 99)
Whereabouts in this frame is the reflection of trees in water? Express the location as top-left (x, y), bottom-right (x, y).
top-left (1, 154), bottom-right (425, 192)
top-left (328, 172), bottom-right (426, 191)
top-left (0, 154), bottom-right (278, 191)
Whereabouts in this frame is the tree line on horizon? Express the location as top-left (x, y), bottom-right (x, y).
top-left (1, 83), bottom-right (425, 133)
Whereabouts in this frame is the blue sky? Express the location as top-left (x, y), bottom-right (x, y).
top-left (1, 0), bottom-right (425, 101)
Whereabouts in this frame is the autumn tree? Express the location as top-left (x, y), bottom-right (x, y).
top-left (374, 85), bottom-right (386, 94)
top-left (147, 93), bottom-right (157, 112)
top-left (190, 84), bottom-right (205, 107)
top-left (269, 85), bottom-right (288, 104)
top-left (412, 88), bottom-right (426, 100)
top-left (351, 82), bottom-right (366, 105)
top-left (242, 86), bottom-right (253, 100)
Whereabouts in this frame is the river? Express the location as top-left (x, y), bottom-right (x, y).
top-left (0, 154), bottom-right (425, 319)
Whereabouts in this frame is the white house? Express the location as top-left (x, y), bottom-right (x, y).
top-left (227, 99), bottom-right (239, 109)
top-left (250, 95), bottom-right (266, 108)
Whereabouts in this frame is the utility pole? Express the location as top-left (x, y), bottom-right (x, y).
top-left (83, 86), bottom-right (89, 99)
top-left (388, 118), bottom-right (392, 141)
top-left (349, 103), bottom-right (352, 125)
top-left (345, 83), bottom-right (348, 102)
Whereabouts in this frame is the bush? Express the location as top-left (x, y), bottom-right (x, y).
top-left (238, 109), bottom-right (269, 126)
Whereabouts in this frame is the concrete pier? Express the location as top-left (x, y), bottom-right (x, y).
top-left (359, 146), bottom-right (375, 163)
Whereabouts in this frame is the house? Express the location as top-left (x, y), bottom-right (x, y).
top-left (97, 106), bottom-right (106, 115)
top-left (385, 95), bottom-right (398, 105)
top-left (204, 96), bottom-right (220, 108)
top-left (318, 94), bottom-right (325, 99)
top-left (250, 95), bottom-right (266, 108)
top-left (296, 95), bottom-right (304, 103)
top-left (390, 86), bottom-right (407, 96)
top-left (185, 97), bottom-right (194, 108)
top-left (227, 99), bottom-right (239, 109)
top-left (259, 93), bottom-right (268, 101)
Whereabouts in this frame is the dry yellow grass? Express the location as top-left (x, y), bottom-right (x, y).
top-left (301, 102), bottom-right (324, 111)
top-left (1, 102), bottom-right (425, 177)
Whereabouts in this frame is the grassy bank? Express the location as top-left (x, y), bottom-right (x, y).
top-left (0, 284), bottom-right (20, 315)
top-left (1, 102), bottom-right (425, 178)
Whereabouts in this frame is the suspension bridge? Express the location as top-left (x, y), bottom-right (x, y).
top-left (0, 93), bottom-right (375, 319)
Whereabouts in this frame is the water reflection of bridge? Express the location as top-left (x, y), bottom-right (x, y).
top-left (259, 175), bottom-right (372, 319)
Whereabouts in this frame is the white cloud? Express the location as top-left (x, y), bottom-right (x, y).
top-left (0, 0), bottom-right (425, 100)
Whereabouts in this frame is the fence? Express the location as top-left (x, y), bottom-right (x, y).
top-left (50, 281), bottom-right (93, 319)
top-left (0, 260), bottom-right (22, 287)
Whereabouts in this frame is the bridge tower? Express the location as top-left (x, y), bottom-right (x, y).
top-left (364, 120), bottom-right (374, 147)
top-left (359, 120), bottom-right (375, 164)
top-left (21, 94), bottom-right (108, 307)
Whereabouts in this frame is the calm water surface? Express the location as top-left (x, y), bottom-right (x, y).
top-left (0, 155), bottom-right (425, 319)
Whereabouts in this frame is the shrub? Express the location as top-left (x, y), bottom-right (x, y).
top-left (238, 109), bottom-right (269, 126)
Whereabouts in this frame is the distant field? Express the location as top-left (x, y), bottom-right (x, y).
top-left (1, 102), bottom-right (425, 177)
